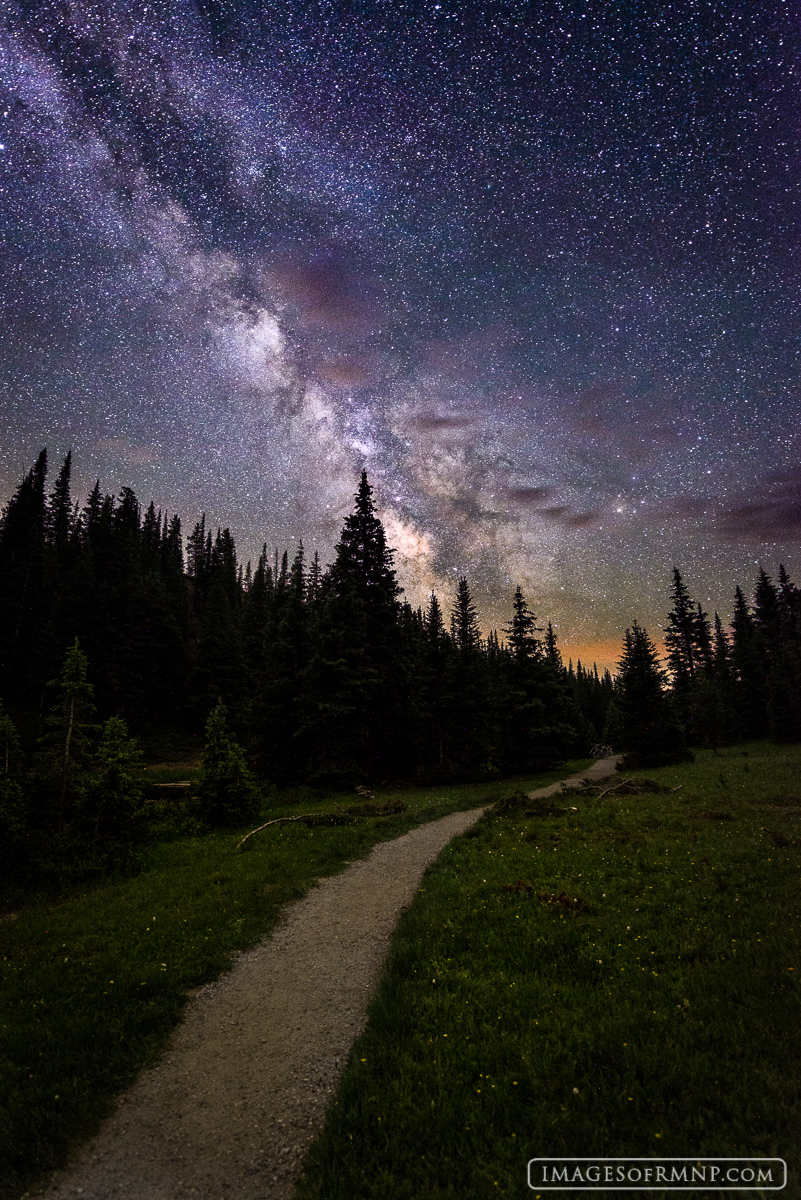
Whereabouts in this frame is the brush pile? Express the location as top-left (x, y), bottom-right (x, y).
top-left (560, 775), bottom-right (679, 800)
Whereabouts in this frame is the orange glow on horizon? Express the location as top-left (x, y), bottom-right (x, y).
top-left (562, 638), bottom-right (622, 675)
top-left (563, 633), bottom-right (668, 676)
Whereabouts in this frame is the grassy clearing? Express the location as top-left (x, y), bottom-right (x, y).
top-left (296, 743), bottom-right (801, 1200)
top-left (0, 762), bottom-right (588, 1200)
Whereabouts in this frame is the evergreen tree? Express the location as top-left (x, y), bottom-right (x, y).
top-left (730, 585), bottom-right (769, 738)
top-left (192, 527), bottom-right (246, 718)
top-left (500, 587), bottom-right (581, 771)
top-left (327, 471), bottom-right (401, 609)
top-left (0, 449), bottom-right (49, 695)
top-left (545, 621), bottom-right (562, 670)
top-left (36, 639), bottom-right (98, 830)
top-left (664, 570), bottom-right (723, 746)
top-left (299, 472), bottom-right (403, 784)
top-left (0, 701), bottom-right (26, 860)
top-left (196, 700), bottom-right (259, 826)
top-left (253, 542), bottom-right (310, 782)
top-left (614, 622), bottom-right (690, 767)
top-left (756, 567), bottom-right (801, 742)
top-left (664, 567), bottom-right (701, 732)
top-left (46, 451), bottom-right (73, 553)
top-left (445, 577), bottom-right (490, 773)
top-left (451, 577), bottom-right (482, 653)
top-left (415, 591), bottom-right (454, 776)
top-left (83, 716), bottom-right (145, 844)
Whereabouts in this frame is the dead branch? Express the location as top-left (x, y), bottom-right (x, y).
top-left (237, 814), bottom-right (318, 851)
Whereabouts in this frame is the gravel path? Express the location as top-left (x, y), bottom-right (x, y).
top-left (37, 758), bottom-right (620, 1200)
top-left (527, 754), bottom-right (621, 798)
top-left (36, 807), bottom-right (488, 1200)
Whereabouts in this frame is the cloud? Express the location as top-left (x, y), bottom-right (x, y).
top-left (505, 486), bottom-right (554, 506)
top-left (318, 358), bottom-right (374, 388)
top-left (406, 413), bottom-right (480, 435)
top-left (502, 485), bottom-right (599, 528)
top-left (267, 256), bottom-right (382, 333)
top-left (562, 510), bottom-right (600, 528)
top-left (716, 470), bottom-right (801, 542)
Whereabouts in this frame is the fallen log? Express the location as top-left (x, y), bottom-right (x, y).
top-left (237, 814), bottom-right (318, 850)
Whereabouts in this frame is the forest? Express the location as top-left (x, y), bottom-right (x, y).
top-left (1, 449), bottom-right (800, 877)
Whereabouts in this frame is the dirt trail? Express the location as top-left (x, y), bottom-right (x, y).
top-left (37, 758), bottom-right (620, 1200)
top-left (37, 808), bottom-right (487, 1200)
top-left (527, 754), bottom-right (622, 799)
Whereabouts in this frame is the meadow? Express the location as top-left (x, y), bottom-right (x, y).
top-left (0, 763), bottom-right (586, 1200)
top-left (295, 743), bottom-right (801, 1199)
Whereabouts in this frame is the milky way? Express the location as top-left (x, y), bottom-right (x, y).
top-left (1, 1), bottom-right (799, 667)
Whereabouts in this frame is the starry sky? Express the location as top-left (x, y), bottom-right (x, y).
top-left (1, 0), bottom-right (799, 669)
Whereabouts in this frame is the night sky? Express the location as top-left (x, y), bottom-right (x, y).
top-left (1, 1), bottom-right (799, 669)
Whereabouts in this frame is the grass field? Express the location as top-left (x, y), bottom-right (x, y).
top-left (0, 762), bottom-right (589, 1200)
top-left (295, 743), bottom-right (801, 1200)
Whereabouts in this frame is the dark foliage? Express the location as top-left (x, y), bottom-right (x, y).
top-left (3, 450), bottom-right (798, 881)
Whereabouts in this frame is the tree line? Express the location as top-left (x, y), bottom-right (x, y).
top-left (1, 450), bottom-right (799, 873)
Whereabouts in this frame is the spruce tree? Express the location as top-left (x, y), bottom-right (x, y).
top-left (545, 622), bottom-right (562, 670)
top-left (501, 587), bottom-right (581, 770)
top-left (452, 577), bottom-right (482, 653)
top-left (730, 585), bottom-right (769, 737)
top-left (664, 568), bottom-right (700, 725)
top-left (299, 472), bottom-right (403, 784)
top-left (197, 700), bottom-right (259, 826)
top-left (0, 701), bottom-right (26, 859)
top-left (254, 542), bottom-right (309, 782)
top-left (445, 577), bottom-right (490, 774)
top-left (46, 451), bottom-right (73, 553)
top-left (505, 586), bottom-right (541, 661)
top-left (0, 449), bottom-right (49, 695)
top-left (614, 622), bottom-right (690, 767)
top-left (416, 591), bottom-right (454, 776)
top-left (83, 716), bottom-right (145, 845)
top-left (37, 639), bottom-right (98, 830)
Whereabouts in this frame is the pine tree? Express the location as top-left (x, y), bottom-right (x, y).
top-left (197, 700), bottom-right (259, 826)
top-left (0, 701), bottom-right (26, 858)
top-left (253, 542), bottom-right (310, 782)
top-left (327, 471), bottom-right (401, 609)
top-left (46, 451), bottom-right (73, 553)
top-left (299, 472), bottom-right (403, 784)
top-left (443, 577), bottom-right (491, 773)
top-left (615, 622), bottom-right (690, 767)
top-left (308, 551), bottom-right (322, 601)
top-left (730, 585), bottom-right (769, 737)
top-left (664, 571), bottom-right (720, 746)
top-left (414, 592), bottom-right (453, 775)
top-left (545, 622), bottom-right (562, 670)
top-left (500, 587), bottom-right (581, 771)
top-left (193, 527), bottom-right (245, 717)
top-left (0, 449), bottom-right (49, 695)
top-left (504, 586), bottom-right (541, 662)
top-left (83, 716), bottom-right (145, 844)
top-left (452, 577), bottom-right (481, 654)
top-left (665, 568), bottom-right (699, 695)
top-left (755, 567), bottom-right (801, 742)
top-left (37, 639), bottom-right (98, 830)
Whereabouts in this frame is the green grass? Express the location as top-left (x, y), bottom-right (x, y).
top-left (0, 761), bottom-right (589, 1200)
top-left (295, 743), bottom-right (801, 1200)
